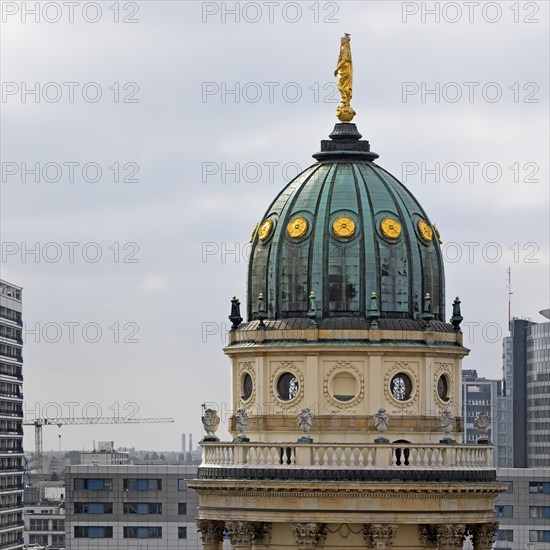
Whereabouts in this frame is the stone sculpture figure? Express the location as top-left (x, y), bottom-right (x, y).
top-left (474, 410), bottom-right (491, 443)
top-left (440, 409), bottom-right (455, 443)
top-left (201, 404), bottom-right (220, 441)
top-left (233, 407), bottom-right (250, 442)
top-left (298, 408), bottom-right (313, 443)
top-left (374, 408), bottom-right (390, 443)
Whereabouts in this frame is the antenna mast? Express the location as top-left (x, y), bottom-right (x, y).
top-left (507, 266), bottom-right (513, 326)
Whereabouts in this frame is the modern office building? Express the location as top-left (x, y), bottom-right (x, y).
top-left (0, 279), bottom-right (24, 550)
top-left (499, 312), bottom-right (550, 467)
top-left (23, 495), bottom-right (65, 549)
top-left (494, 468), bottom-right (550, 549)
top-left (498, 335), bottom-right (514, 467)
top-left (462, 369), bottom-right (500, 446)
top-left (189, 37), bottom-right (505, 550)
top-left (526, 310), bottom-right (550, 467)
top-left (80, 441), bottom-right (130, 466)
top-left (65, 464), bottom-right (200, 549)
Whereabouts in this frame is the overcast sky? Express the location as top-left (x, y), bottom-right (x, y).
top-left (1, 0), bottom-right (548, 453)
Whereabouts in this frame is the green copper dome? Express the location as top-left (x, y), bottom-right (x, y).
top-left (247, 124), bottom-right (445, 322)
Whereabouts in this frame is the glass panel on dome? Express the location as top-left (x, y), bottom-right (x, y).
top-left (328, 242), bottom-right (360, 314)
top-left (380, 243), bottom-right (409, 315)
top-left (280, 243), bottom-right (308, 316)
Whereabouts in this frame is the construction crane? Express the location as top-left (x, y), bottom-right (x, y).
top-left (23, 417), bottom-right (175, 475)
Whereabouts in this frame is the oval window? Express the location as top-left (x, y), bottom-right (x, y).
top-left (241, 373), bottom-right (253, 401)
top-left (437, 374), bottom-right (450, 402)
top-left (277, 372), bottom-right (299, 401)
top-left (390, 373), bottom-right (412, 401)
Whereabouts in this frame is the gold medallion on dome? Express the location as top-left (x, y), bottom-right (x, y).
top-left (380, 217), bottom-right (401, 240)
top-left (332, 215), bottom-right (355, 238)
top-left (257, 219), bottom-right (273, 241)
top-left (287, 216), bottom-right (308, 238)
top-left (418, 220), bottom-right (433, 242)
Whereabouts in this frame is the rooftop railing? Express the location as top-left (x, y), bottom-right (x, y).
top-left (201, 441), bottom-right (493, 469)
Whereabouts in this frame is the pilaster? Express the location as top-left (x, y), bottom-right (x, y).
top-left (225, 521), bottom-right (271, 550)
top-left (419, 524), bottom-right (466, 549)
top-left (363, 524), bottom-right (398, 549)
top-left (290, 522), bottom-right (327, 549)
top-left (468, 522), bottom-right (499, 550)
top-left (196, 519), bottom-right (225, 550)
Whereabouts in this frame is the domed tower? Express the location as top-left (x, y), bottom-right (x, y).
top-left (248, 124), bottom-right (444, 324)
top-left (190, 36), bottom-right (505, 550)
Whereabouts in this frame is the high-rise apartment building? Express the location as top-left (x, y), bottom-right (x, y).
top-left (0, 279), bottom-right (24, 550)
top-left (499, 313), bottom-right (550, 467)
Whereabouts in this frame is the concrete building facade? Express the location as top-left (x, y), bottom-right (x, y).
top-left (494, 468), bottom-right (550, 549)
top-left (0, 280), bottom-right (24, 550)
top-left (80, 441), bottom-right (130, 466)
top-left (461, 369), bottom-right (499, 446)
top-left (65, 465), bottom-right (200, 549)
top-left (499, 313), bottom-right (550, 468)
top-left (24, 501), bottom-right (65, 549)
top-left (526, 312), bottom-right (550, 467)
top-left (497, 335), bottom-right (514, 468)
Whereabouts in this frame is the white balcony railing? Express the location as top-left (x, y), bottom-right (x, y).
top-left (201, 442), bottom-right (493, 469)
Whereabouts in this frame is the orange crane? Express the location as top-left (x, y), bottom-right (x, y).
top-left (23, 417), bottom-right (174, 474)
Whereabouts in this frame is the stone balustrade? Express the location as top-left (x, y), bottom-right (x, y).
top-left (201, 442), bottom-right (493, 470)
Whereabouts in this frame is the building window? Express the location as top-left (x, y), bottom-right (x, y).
top-left (123, 527), bottom-right (162, 539)
top-left (30, 519), bottom-right (49, 531)
top-left (178, 503), bottom-right (187, 515)
top-left (390, 373), bottom-right (412, 401)
top-left (51, 519), bottom-right (64, 531)
top-left (50, 534), bottom-right (65, 548)
top-left (178, 527), bottom-right (187, 539)
top-left (530, 531), bottom-right (550, 543)
top-left (123, 478), bottom-right (162, 491)
top-left (495, 530), bottom-right (513, 542)
top-left (242, 373), bottom-right (253, 400)
top-left (276, 372), bottom-right (299, 401)
top-left (29, 535), bottom-right (49, 546)
top-left (73, 478), bottom-right (113, 490)
top-left (530, 506), bottom-right (550, 518)
top-left (437, 374), bottom-right (450, 402)
top-left (495, 505), bottom-right (513, 518)
top-left (123, 503), bottom-right (162, 514)
top-left (74, 502), bottom-right (113, 514)
top-left (529, 482), bottom-right (550, 493)
top-left (178, 479), bottom-right (187, 491)
top-left (74, 526), bottom-right (113, 538)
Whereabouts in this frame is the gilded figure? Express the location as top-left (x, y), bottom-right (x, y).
top-left (334, 33), bottom-right (356, 122)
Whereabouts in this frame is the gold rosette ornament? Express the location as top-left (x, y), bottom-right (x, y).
top-left (333, 216), bottom-right (356, 238)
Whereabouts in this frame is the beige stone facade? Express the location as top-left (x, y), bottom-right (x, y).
top-left (227, 326), bottom-right (465, 444)
top-left (189, 324), bottom-right (506, 549)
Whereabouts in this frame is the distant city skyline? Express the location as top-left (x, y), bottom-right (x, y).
top-left (2, 1), bottom-right (548, 450)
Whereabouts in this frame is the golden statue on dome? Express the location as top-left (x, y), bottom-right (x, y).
top-left (334, 33), bottom-right (356, 122)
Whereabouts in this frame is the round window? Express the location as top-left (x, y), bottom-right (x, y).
top-left (331, 372), bottom-right (357, 402)
top-left (276, 372), bottom-right (299, 401)
top-left (437, 374), bottom-right (450, 402)
top-left (390, 373), bottom-right (413, 401)
top-left (241, 373), bottom-right (253, 401)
